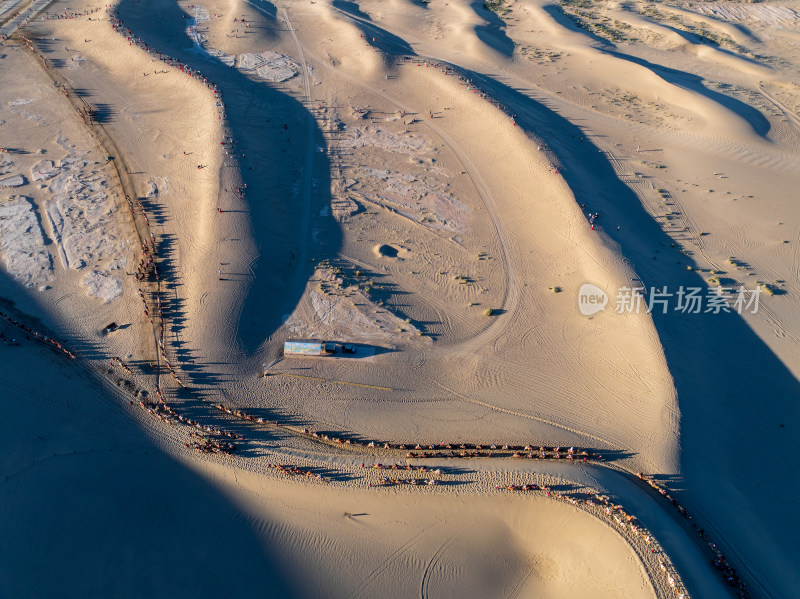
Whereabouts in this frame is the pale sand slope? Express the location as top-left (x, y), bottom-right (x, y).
top-left (102, 0), bottom-right (335, 367)
top-left (170, 0), bottom-right (680, 472)
top-left (22, 7), bottom-right (233, 374)
top-left (0, 329), bottom-right (657, 599)
top-left (1, 11), bottom-right (690, 599)
top-left (212, 0), bottom-right (793, 594)
top-left (0, 40), bottom-right (142, 357)
top-left (201, 462), bottom-right (658, 599)
top-left (285, 1), bottom-right (799, 595)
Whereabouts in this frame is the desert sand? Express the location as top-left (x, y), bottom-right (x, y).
top-left (0, 0), bottom-right (798, 596)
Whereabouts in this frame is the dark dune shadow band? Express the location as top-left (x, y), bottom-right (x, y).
top-left (118, 0), bottom-right (341, 355)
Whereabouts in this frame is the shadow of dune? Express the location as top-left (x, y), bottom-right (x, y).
top-left (332, 0), bottom-right (372, 21)
top-left (250, 0), bottom-right (278, 21)
top-left (0, 333), bottom-right (299, 599)
top-left (470, 0), bottom-right (515, 57)
top-left (246, 0), bottom-right (285, 39)
top-left (650, 21), bottom-right (766, 69)
top-left (540, 4), bottom-right (770, 136)
top-left (329, 4), bottom-right (415, 56)
top-left (119, 0), bottom-right (342, 355)
top-left (455, 67), bottom-right (799, 596)
top-left (541, 4), bottom-right (613, 47)
top-left (0, 286), bottom-right (112, 362)
top-left (603, 49), bottom-right (770, 137)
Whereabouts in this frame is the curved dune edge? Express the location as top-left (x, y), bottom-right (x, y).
top-left (0, 318), bottom-right (676, 599)
top-left (200, 460), bottom-right (663, 599)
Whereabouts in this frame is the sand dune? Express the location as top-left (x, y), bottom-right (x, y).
top-left (1, 0), bottom-right (798, 596)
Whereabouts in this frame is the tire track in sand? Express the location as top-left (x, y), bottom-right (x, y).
top-left (420, 525), bottom-right (465, 599)
top-left (279, 6), bottom-right (315, 312)
top-left (435, 381), bottom-right (621, 448)
top-left (347, 526), bottom-right (434, 599)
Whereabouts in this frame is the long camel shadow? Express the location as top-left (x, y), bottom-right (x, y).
top-left (460, 68), bottom-right (800, 596)
top-left (118, 0), bottom-right (341, 356)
